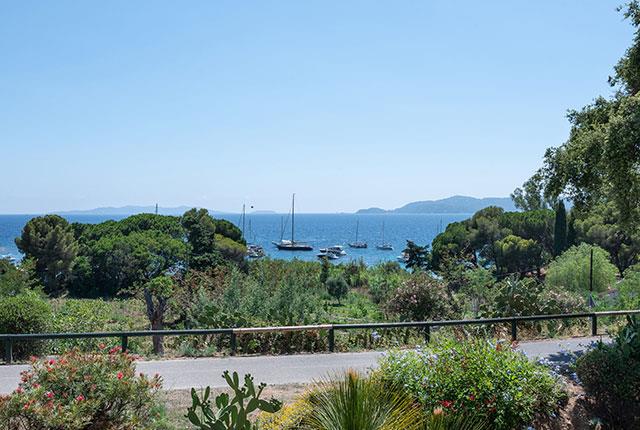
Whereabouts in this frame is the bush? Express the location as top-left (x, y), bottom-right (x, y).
top-left (0, 347), bottom-right (163, 429)
top-left (260, 371), bottom-right (487, 430)
top-left (377, 339), bottom-right (567, 430)
top-left (618, 264), bottom-right (640, 309)
top-left (575, 316), bottom-right (640, 427)
top-left (546, 244), bottom-right (617, 293)
top-left (386, 273), bottom-right (453, 321)
top-left (325, 276), bottom-right (348, 303)
top-left (486, 276), bottom-right (585, 317)
top-left (0, 292), bottom-right (51, 359)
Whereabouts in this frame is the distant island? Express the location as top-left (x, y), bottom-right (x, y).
top-left (54, 205), bottom-right (230, 216)
top-left (356, 195), bottom-right (517, 214)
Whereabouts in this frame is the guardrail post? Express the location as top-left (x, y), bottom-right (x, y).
top-left (423, 325), bottom-right (431, 344)
top-left (3, 338), bottom-right (13, 364)
top-left (328, 328), bottom-right (335, 352)
top-left (121, 335), bottom-right (129, 353)
top-left (511, 318), bottom-right (518, 342)
top-left (230, 332), bottom-right (237, 356)
top-left (591, 314), bottom-right (598, 336)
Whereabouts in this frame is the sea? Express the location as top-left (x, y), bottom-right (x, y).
top-left (0, 213), bottom-right (471, 266)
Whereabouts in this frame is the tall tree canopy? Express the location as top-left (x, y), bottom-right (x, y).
top-left (521, 2), bottom-right (640, 226)
top-left (15, 215), bottom-right (78, 296)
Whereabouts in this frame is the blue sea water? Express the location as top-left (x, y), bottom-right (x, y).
top-left (0, 213), bottom-right (471, 266)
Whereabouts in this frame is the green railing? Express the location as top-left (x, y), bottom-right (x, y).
top-left (2, 310), bottom-right (638, 364)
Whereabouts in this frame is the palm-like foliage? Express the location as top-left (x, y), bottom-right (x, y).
top-left (304, 371), bottom-right (423, 430)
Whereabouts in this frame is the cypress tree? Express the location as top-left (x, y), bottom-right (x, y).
top-left (553, 201), bottom-right (568, 256)
top-left (566, 212), bottom-right (577, 247)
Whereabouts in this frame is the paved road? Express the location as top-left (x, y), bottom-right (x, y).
top-left (0, 336), bottom-right (607, 394)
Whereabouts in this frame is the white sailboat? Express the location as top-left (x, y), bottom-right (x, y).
top-left (274, 194), bottom-right (313, 251)
top-left (376, 221), bottom-right (393, 250)
top-left (348, 220), bottom-right (367, 248)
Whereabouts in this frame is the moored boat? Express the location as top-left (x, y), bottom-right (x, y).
top-left (348, 220), bottom-right (368, 248)
top-left (273, 194), bottom-right (313, 251)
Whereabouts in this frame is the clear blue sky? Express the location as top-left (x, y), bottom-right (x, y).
top-left (0, 1), bottom-right (634, 213)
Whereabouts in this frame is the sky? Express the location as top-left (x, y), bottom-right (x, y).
top-left (0, 1), bottom-right (635, 214)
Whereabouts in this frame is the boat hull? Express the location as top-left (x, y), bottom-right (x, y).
top-left (276, 244), bottom-right (313, 251)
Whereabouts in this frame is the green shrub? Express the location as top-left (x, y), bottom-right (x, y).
top-left (486, 276), bottom-right (585, 317)
top-left (386, 273), bottom-right (453, 321)
top-left (575, 316), bottom-right (640, 427)
top-left (377, 339), bottom-right (567, 430)
top-left (546, 244), bottom-right (617, 293)
top-left (618, 264), bottom-right (640, 309)
top-left (260, 372), bottom-right (487, 430)
top-left (325, 276), bottom-right (348, 303)
top-left (0, 291), bottom-right (51, 359)
top-left (0, 347), bottom-right (163, 429)
top-left (305, 371), bottom-right (425, 430)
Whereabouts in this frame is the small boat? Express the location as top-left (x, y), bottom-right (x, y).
top-left (319, 245), bottom-right (347, 256)
top-left (376, 221), bottom-right (393, 250)
top-left (348, 220), bottom-right (368, 248)
top-left (247, 244), bottom-right (265, 258)
top-left (317, 251), bottom-right (339, 260)
top-left (273, 194), bottom-right (313, 251)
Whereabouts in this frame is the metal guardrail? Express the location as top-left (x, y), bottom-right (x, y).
top-left (1, 310), bottom-right (638, 364)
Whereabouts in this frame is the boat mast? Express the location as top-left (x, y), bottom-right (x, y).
top-left (381, 221), bottom-right (385, 244)
top-left (355, 220), bottom-right (359, 242)
top-left (291, 193), bottom-right (295, 244)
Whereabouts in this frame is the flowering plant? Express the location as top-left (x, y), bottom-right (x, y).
top-left (377, 339), bottom-right (567, 430)
top-left (0, 345), bottom-right (162, 429)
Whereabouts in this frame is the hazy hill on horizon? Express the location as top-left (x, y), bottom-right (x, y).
top-left (356, 195), bottom-right (517, 214)
top-left (54, 205), bottom-right (230, 216)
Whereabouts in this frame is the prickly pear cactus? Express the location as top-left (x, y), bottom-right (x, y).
top-left (186, 370), bottom-right (282, 430)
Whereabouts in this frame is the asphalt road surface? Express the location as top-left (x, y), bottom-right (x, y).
top-left (0, 336), bottom-right (607, 394)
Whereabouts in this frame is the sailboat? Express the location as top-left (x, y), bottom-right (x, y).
top-left (376, 221), bottom-right (393, 250)
top-left (348, 220), bottom-right (368, 248)
top-left (241, 204), bottom-right (265, 258)
top-left (273, 194), bottom-right (313, 251)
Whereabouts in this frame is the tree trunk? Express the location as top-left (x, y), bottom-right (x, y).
top-left (151, 319), bottom-right (164, 355)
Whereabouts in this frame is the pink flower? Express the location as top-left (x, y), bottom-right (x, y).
top-left (45, 391), bottom-right (54, 399)
top-left (75, 394), bottom-right (85, 402)
top-left (116, 372), bottom-right (124, 380)
top-left (469, 394), bottom-right (476, 401)
top-left (48, 359), bottom-right (56, 366)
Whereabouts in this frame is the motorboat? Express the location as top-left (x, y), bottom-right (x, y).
top-left (319, 245), bottom-right (346, 256)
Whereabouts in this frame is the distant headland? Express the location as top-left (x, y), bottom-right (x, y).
top-left (356, 195), bottom-right (516, 214)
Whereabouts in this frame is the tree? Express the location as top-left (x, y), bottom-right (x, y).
top-left (546, 244), bottom-right (617, 294)
top-left (553, 201), bottom-right (568, 256)
top-left (325, 276), bottom-right (348, 304)
top-left (0, 258), bottom-right (36, 296)
top-left (80, 230), bottom-right (188, 297)
top-left (319, 257), bottom-right (330, 286)
top-left (15, 215), bottom-right (78, 296)
top-left (142, 276), bottom-right (176, 355)
top-left (494, 235), bottom-right (543, 277)
top-left (402, 240), bottom-right (429, 272)
top-left (181, 208), bottom-right (218, 270)
top-left (573, 203), bottom-right (640, 275)
top-left (537, 3), bottom-right (640, 226)
top-left (511, 172), bottom-right (553, 211)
